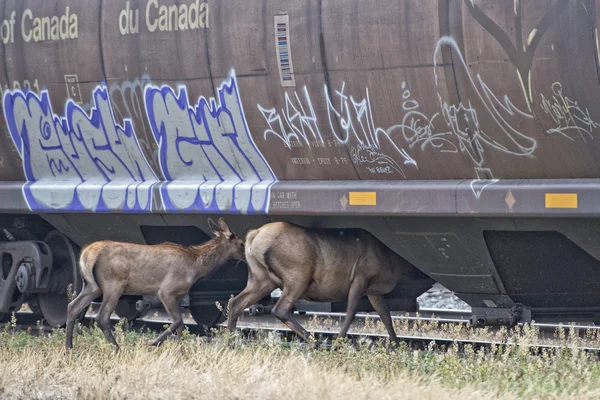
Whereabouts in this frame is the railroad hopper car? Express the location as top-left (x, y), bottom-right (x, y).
top-left (0, 0), bottom-right (598, 329)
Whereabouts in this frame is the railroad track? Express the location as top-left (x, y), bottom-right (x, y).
top-left (5, 305), bottom-right (471, 334)
top-left (5, 305), bottom-right (600, 352)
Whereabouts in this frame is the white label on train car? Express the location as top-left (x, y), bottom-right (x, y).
top-left (274, 14), bottom-right (296, 88)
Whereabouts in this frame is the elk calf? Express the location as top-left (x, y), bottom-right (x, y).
top-left (227, 222), bottom-right (425, 343)
top-left (66, 218), bottom-right (245, 351)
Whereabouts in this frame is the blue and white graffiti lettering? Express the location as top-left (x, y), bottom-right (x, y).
top-left (3, 86), bottom-right (158, 212)
top-left (108, 74), bottom-right (156, 158)
top-left (144, 70), bottom-right (276, 213)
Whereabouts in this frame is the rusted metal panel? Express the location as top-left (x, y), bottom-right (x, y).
top-left (0, 0), bottom-right (600, 214)
top-left (456, 178), bottom-right (600, 216)
top-left (267, 180), bottom-right (460, 215)
top-left (455, 0), bottom-right (600, 180)
top-left (316, 0), bottom-right (477, 180)
top-left (242, 0), bottom-right (359, 181)
top-left (4, 177), bottom-right (600, 217)
top-left (0, 3), bottom-right (25, 181)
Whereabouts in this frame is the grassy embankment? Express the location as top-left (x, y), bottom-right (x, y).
top-left (2, 313), bottom-right (600, 399)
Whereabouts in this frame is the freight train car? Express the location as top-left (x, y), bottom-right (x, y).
top-left (0, 0), bottom-right (598, 329)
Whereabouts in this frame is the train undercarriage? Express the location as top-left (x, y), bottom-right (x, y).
top-left (1, 210), bottom-right (599, 331)
top-left (3, 0), bottom-right (600, 332)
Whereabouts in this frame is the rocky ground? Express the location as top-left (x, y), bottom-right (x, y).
top-left (416, 283), bottom-right (470, 310)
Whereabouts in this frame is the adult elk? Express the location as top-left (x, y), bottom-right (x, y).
top-left (227, 222), bottom-right (425, 343)
top-left (65, 218), bottom-right (245, 351)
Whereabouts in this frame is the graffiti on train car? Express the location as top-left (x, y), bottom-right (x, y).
top-left (257, 81), bottom-right (417, 178)
top-left (464, 0), bottom-right (570, 113)
top-left (2, 86), bottom-right (158, 212)
top-left (2, 70), bottom-right (276, 214)
top-left (431, 36), bottom-right (537, 163)
top-left (257, 35), bottom-right (539, 179)
top-left (106, 74), bottom-right (155, 157)
top-left (256, 0), bottom-right (598, 188)
top-left (323, 82), bottom-right (417, 177)
top-left (144, 70), bottom-right (276, 213)
top-left (540, 82), bottom-right (599, 142)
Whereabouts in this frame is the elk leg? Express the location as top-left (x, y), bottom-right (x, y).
top-left (151, 292), bottom-right (183, 346)
top-left (226, 283), bottom-right (276, 331)
top-left (337, 279), bottom-right (368, 339)
top-left (174, 316), bottom-right (184, 340)
top-left (227, 264), bottom-right (277, 331)
top-left (172, 297), bottom-right (185, 340)
top-left (65, 284), bottom-right (101, 350)
top-left (271, 286), bottom-right (312, 342)
top-left (368, 294), bottom-right (398, 343)
top-left (95, 289), bottom-right (123, 351)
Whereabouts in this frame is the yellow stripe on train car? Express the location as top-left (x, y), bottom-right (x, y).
top-left (349, 192), bottom-right (377, 206)
top-left (545, 193), bottom-right (578, 209)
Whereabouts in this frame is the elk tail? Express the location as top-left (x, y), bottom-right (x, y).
top-left (244, 229), bottom-right (260, 256)
top-left (79, 245), bottom-right (101, 292)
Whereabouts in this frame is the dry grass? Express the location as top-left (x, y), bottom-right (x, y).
top-left (2, 316), bottom-right (600, 400)
top-left (302, 312), bottom-right (600, 349)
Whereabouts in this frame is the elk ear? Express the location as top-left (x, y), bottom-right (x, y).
top-left (208, 218), bottom-right (221, 236)
top-left (217, 218), bottom-right (232, 235)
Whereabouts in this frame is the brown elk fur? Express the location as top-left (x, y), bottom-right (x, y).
top-left (227, 221), bottom-right (424, 343)
top-left (65, 218), bottom-right (245, 351)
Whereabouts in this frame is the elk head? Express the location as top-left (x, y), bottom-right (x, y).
top-left (209, 218), bottom-right (245, 261)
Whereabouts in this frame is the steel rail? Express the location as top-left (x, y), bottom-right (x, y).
top-left (6, 306), bottom-right (600, 352)
top-left (11, 305), bottom-right (600, 331)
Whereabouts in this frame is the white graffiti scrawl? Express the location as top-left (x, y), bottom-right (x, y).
top-left (3, 86), bottom-right (158, 212)
top-left (144, 70), bottom-right (276, 213)
top-left (257, 81), bottom-right (417, 177)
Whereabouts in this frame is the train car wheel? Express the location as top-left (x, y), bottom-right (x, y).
top-left (33, 231), bottom-right (82, 327)
top-left (189, 305), bottom-right (225, 335)
top-left (27, 295), bottom-right (43, 315)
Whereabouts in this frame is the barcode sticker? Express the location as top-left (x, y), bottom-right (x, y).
top-left (274, 14), bottom-right (295, 87)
